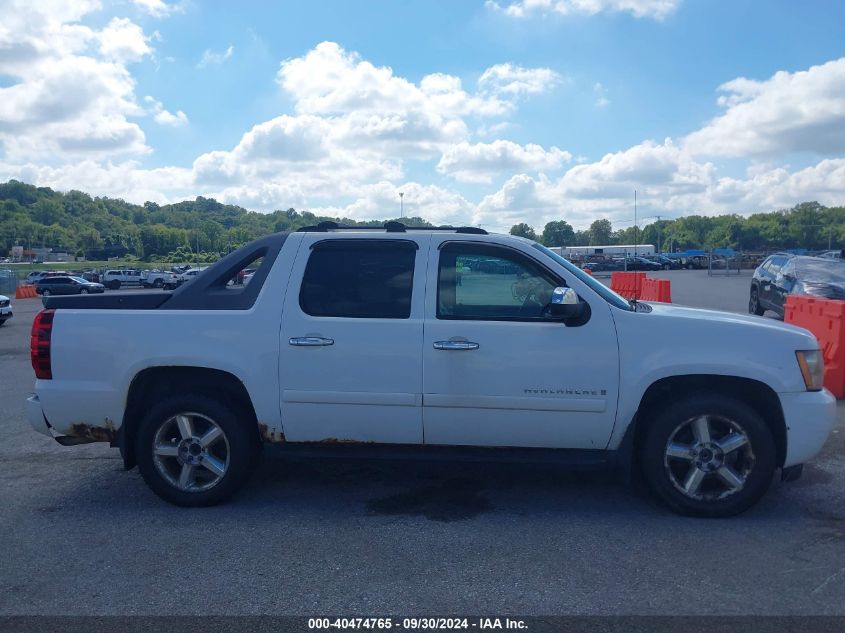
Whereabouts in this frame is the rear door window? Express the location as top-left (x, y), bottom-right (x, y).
top-left (300, 240), bottom-right (416, 319)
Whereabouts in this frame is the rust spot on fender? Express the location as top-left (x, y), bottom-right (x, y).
top-left (258, 423), bottom-right (286, 443)
top-left (67, 418), bottom-right (116, 443)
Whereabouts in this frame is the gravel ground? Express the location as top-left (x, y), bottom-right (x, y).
top-left (1, 276), bottom-right (843, 615)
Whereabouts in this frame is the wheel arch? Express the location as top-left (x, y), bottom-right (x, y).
top-left (618, 374), bottom-right (787, 481)
top-left (119, 366), bottom-right (258, 470)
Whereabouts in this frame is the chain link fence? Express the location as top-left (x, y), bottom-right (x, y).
top-left (0, 269), bottom-right (18, 295)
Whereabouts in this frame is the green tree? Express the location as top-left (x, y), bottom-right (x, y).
top-left (541, 220), bottom-right (575, 247)
top-left (589, 219), bottom-right (613, 245)
top-left (510, 223), bottom-right (537, 240)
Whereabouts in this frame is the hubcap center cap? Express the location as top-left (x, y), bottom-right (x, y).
top-left (694, 442), bottom-right (724, 471)
top-left (177, 438), bottom-right (204, 465)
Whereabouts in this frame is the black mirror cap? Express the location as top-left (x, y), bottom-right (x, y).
top-left (547, 300), bottom-right (590, 325)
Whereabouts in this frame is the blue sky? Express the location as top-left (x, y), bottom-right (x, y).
top-left (2, 0), bottom-right (845, 232)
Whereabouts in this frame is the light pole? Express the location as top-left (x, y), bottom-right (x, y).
top-left (399, 192), bottom-right (404, 219)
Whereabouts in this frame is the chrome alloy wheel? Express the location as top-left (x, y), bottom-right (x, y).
top-left (152, 413), bottom-right (230, 492)
top-left (664, 414), bottom-right (756, 501)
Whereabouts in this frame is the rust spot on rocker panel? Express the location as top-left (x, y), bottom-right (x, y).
top-left (67, 418), bottom-right (116, 443)
top-left (258, 423), bottom-right (286, 443)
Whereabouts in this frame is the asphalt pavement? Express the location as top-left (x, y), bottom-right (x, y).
top-left (1, 276), bottom-right (844, 615)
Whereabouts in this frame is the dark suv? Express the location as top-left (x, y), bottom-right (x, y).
top-left (750, 254), bottom-right (845, 318)
top-left (36, 276), bottom-right (105, 297)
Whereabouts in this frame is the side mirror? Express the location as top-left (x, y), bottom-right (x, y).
top-left (547, 287), bottom-right (586, 320)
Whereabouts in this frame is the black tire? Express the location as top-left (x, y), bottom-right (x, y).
top-left (109, 280), bottom-right (120, 290)
top-left (135, 394), bottom-right (260, 506)
top-left (749, 287), bottom-right (765, 316)
top-left (641, 395), bottom-right (776, 517)
top-left (153, 278), bottom-right (164, 288)
top-left (0, 319), bottom-right (6, 327)
top-left (80, 288), bottom-right (88, 294)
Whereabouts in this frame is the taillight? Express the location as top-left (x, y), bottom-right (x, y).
top-left (30, 309), bottom-right (55, 380)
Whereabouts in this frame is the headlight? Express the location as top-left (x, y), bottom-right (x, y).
top-left (796, 350), bottom-right (825, 391)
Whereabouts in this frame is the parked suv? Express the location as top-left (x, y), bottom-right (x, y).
top-left (102, 269), bottom-right (143, 290)
top-left (750, 254), bottom-right (845, 318)
top-left (27, 225), bottom-right (835, 517)
top-left (36, 276), bottom-right (105, 296)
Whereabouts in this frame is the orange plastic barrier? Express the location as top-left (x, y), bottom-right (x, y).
top-left (784, 296), bottom-right (845, 399)
top-left (610, 272), bottom-right (645, 299)
top-left (582, 267), bottom-right (593, 276)
top-left (611, 272), bottom-right (672, 303)
top-left (15, 284), bottom-right (38, 299)
top-left (640, 278), bottom-right (672, 303)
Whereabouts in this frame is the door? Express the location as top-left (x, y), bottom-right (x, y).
top-left (278, 235), bottom-right (429, 444)
top-left (759, 255), bottom-right (787, 310)
top-left (422, 239), bottom-right (620, 450)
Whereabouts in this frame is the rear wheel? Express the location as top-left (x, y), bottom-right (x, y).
top-left (749, 287), bottom-right (765, 316)
top-left (641, 395), bottom-right (776, 517)
top-left (80, 288), bottom-right (88, 294)
top-left (153, 278), bottom-right (164, 288)
top-left (136, 394), bottom-right (260, 506)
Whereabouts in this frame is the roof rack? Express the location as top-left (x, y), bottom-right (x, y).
top-left (296, 221), bottom-right (487, 235)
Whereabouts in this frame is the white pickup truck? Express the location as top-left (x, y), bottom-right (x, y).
top-left (26, 224), bottom-right (836, 516)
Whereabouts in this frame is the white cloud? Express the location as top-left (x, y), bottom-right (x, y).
top-left (487, 0), bottom-right (680, 20)
top-left (0, 2), bottom-right (155, 161)
top-left (197, 45), bottom-right (234, 68)
top-left (685, 57), bottom-right (845, 157)
top-left (478, 63), bottom-right (562, 96)
top-left (593, 82), bottom-right (609, 108)
top-left (437, 140), bottom-right (571, 183)
top-left (98, 17), bottom-right (152, 63)
top-left (131, 0), bottom-right (181, 18)
top-left (144, 96), bottom-right (188, 126)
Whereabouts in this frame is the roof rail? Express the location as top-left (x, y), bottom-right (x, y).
top-left (296, 221), bottom-right (487, 235)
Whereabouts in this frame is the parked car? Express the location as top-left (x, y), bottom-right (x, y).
top-left (624, 256), bottom-right (663, 271)
top-left (0, 294), bottom-right (11, 326)
top-left (177, 267), bottom-right (207, 285)
top-left (242, 271), bottom-right (255, 285)
top-left (750, 254), bottom-right (845, 319)
top-left (36, 276), bottom-right (105, 296)
top-left (25, 271), bottom-right (47, 284)
top-left (817, 250), bottom-right (843, 260)
top-left (141, 270), bottom-right (179, 290)
top-left (648, 255), bottom-right (681, 270)
top-left (26, 226), bottom-right (834, 517)
top-left (102, 269), bottom-right (143, 290)
top-left (237, 268), bottom-right (257, 285)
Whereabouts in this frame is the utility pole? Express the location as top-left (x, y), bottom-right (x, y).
top-left (634, 190), bottom-right (638, 259)
top-left (399, 192), bottom-right (404, 219)
top-left (656, 215), bottom-right (661, 254)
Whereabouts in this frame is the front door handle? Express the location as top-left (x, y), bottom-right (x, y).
top-left (289, 336), bottom-right (334, 347)
top-left (433, 340), bottom-right (479, 351)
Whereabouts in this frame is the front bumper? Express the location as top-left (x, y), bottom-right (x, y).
top-left (26, 395), bottom-right (52, 437)
top-left (780, 389), bottom-right (837, 467)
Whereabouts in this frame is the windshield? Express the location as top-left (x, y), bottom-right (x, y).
top-left (532, 244), bottom-right (632, 311)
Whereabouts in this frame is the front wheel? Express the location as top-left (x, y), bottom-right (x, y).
top-left (80, 288), bottom-right (88, 294)
top-left (641, 396), bottom-right (776, 517)
top-left (153, 279), bottom-right (164, 288)
top-left (136, 394), bottom-right (260, 506)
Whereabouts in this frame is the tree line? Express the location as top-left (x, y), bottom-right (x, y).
top-left (0, 180), bottom-right (432, 262)
top-left (0, 180), bottom-right (842, 261)
top-left (511, 202), bottom-right (845, 252)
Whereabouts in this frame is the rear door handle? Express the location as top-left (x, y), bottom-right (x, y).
top-left (433, 341), bottom-right (479, 351)
top-left (289, 337), bottom-right (334, 347)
